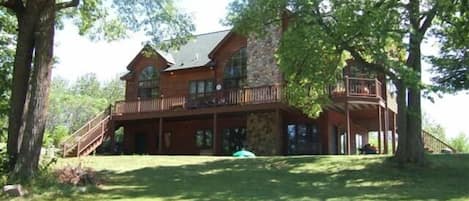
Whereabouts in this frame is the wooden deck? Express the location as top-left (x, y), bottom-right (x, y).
top-left (325, 76), bottom-right (399, 113)
top-left (112, 85), bottom-right (287, 120)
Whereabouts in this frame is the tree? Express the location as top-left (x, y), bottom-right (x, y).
top-left (226, 0), bottom-right (466, 165)
top-left (450, 133), bottom-right (469, 153)
top-left (1, 0), bottom-right (194, 181)
top-left (71, 73), bottom-right (101, 97)
top-left (46, 74), bottom-right (123, 134)
top-left (101, 75), bottom-right (125, 104)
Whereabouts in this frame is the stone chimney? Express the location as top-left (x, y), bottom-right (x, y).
top-left (246, 26), bottom-right (283, 87)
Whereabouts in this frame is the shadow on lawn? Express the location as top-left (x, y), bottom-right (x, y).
top-left (74, 154), bottom-right (469, 201)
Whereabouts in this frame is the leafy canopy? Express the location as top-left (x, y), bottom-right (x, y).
top-left (226, 0), bottom-right (468, 117)
top-left (226, 0), bottom-right (408, 117)
top-left (57, 0), bottom-right (195, 49)
top-left (429, 1), bottom-right (469, 92)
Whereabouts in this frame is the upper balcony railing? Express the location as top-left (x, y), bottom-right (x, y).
top-left (328, 76), bottom-right (383, 99)
top-left (112, 85), bottom-right (284, 115)
top-left (113, 77), bottom-right (386, 115)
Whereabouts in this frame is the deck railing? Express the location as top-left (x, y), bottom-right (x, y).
top-left (329, 77), bottom-right (383, 98)
top-left (112, 85), bottom-right (283, 115)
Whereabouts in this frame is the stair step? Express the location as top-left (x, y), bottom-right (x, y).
top-left (61, 111), bottom-right (112, 157)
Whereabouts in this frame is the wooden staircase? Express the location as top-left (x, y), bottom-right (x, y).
top-left (422, 130), bottom-right (457, 153)
top-left (61, 106), bottom-right (112, 157)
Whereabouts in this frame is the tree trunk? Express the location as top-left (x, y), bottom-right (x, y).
top-left (6, 4), bottom-right (38, 170)
top-left (394, 79), bottom-right (408, 162)
top-left (13, 0), bottom-right (56, 180)
top-left (394, 0), bottom-right (425, 165)
top-left (405, 40), bottom-right (425, 164)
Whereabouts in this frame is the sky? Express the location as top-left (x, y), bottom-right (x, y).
top-left (53, 0), bottom-right (469, 139)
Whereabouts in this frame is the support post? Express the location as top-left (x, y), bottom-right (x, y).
top-left (345, 102), bottom-right (351, 155)
top-left (213, 113), bottom-right (218, 155)
top-left (377, 106), bottom-right (382, 154)
top-left (345, 76), bottom-right (350, 97)
top-left (383, 107), bottom-right (389, 154)
top-left (109, 121), bottom-right (116, 154)
top-left (392, 112), bottom-right (397, 153)
top-left (275, 109), bottom-right (283, 155)
top-left (158, 118), bottom-right (163, 154)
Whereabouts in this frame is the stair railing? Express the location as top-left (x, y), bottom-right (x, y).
top-left (422, 130), bottom-right (457, 153)
top-left (76, 115), bottom-right (111, 157)
top-left (62, 105), bottom-right (111, 157)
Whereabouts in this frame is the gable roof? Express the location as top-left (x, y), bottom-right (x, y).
top-left (164, 30), bottom-right (230, 71)
top-left (122, 30), bottom-right (232, 80)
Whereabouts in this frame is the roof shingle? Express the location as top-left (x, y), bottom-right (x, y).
top-left (163, 30), bottom-right (230, 71)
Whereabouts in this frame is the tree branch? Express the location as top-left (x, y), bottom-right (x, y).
top-left (1, 0), bottom-right (24, 13)
top-left (310, 4), bottom-right (398, 81)
top-left (55, 0), bottom-right (79, 11)
top-left (343, 44), bottom-right (398, 81)
top-left (419, 3), bottom-right (438, 33)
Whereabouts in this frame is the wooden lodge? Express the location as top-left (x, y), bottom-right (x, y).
top-left (61, 29), bottom-right (455, 157)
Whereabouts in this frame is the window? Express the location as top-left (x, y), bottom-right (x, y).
top-left (224, 48), bottom-right (247, 89)
top-left (195, 129), bottom-right (213, 149)
top-left (138, 66), bottom-right (159, 99)
top-left (189, 80), bottom-right (214, 99)
top-left (222, 127), bottom-right (246, 154)
top-left (287, 123), bottom-right (320, 155)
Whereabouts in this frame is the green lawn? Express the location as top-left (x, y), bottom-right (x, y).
top-left (5, 154), bottom-right (469, 201)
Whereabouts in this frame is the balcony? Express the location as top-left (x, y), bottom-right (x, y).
top-left (112, 85), bottom-right (284, 115)
top-left (329, 76), bottom-right (383, 99)
top-left (112, 77), bottom-right (391, 119)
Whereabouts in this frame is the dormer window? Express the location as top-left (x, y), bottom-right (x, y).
top-left (224, 47), bottom-right (247, 89)
top-left (138, 66), bottom-right (159, 99)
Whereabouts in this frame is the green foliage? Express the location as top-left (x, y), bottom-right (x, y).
top-left (423, 112), bottom-right (447, 142)
top-left (0, 117), bottom-right (7, 143)
top-left (450, 133), bottom-right (469, 153)
top-left (71, 73), bottom-right (101, 97)
top-left (43, 126), bottom-right (69, 148)
top-left (226, 0), bottom-right (413, 117)
top-left (0, 7), bottom-right (16, 120)
top-left (46, 73), bottom-right (124, 146)
top-left (429, 0), bottom-right (469, 92)
top-left (0, 147), bottom-right (8, 185)
top-left (58, 0), bottom-right (195, 50)
top-left (226, 0), bottom-right (468, 118)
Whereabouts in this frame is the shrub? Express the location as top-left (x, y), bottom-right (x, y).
top-left (55, 164), bottom-right (102, 186)
top-left (0, 148), bottom-right (9, 185)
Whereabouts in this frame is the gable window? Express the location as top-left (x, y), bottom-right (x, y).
top-left (189, 80), bottom-right (214, 99)
top-left (195, 129), bottom-right (213, 149)
top-left (138, 66), bottom-right (159, 99)
top-left (224, 47), bottom-right (247, 89)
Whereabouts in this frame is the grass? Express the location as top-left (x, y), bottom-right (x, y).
top-left (3, 154), bottom-right (469, 201)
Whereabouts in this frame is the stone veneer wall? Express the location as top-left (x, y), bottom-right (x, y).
top-left (246, 112), bottom-right (281, 155)
top-left (246, 26), bottom-right (283, 87)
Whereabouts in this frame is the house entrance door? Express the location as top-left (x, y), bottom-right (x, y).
top-left (135, 133), bottom-right (147, 154)
top-left (331, 126), bottom-right (339, 155)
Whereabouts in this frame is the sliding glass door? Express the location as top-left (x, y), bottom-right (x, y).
top-left (287, 123), bottom-right (321, 155)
